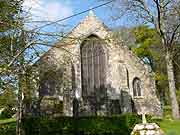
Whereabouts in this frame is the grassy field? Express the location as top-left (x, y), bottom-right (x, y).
top-left (159, 119), bottom-right (180, 135)
top-left (0, 118), bottom-right (16, 124)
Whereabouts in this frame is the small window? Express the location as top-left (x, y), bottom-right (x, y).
top-left (133, 77), bottom-right (142, 97)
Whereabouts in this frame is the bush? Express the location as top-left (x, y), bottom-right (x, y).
top-left (0, 107), bottom-right (16, 119)
top-left (22, 113), bottom-right (142, 135)
top-left (163, 106), bottom-right (172, 119)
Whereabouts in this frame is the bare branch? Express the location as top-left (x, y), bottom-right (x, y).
top-left (169, 23), bottom-right (180, 46)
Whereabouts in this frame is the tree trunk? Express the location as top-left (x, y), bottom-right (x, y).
top-left (166, 51), bottom-right (179, 119)
top-left (16, 31), bottom-right (26, 135)
top-left (16, 74), bottom-right (23, 135)
top-left (159, 89), bottom-right (164, 111)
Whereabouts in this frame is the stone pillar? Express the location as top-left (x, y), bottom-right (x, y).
top-left (63, 93), bottom-right (73, 116)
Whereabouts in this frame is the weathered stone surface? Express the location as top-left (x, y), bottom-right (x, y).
top-left (131, 123), bottom-right (165, 135)
top-left (36, 11), bottom-right (162, 116)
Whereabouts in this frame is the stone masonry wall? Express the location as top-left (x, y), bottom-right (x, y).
top-left (37, 11), bottom-right (162, 116)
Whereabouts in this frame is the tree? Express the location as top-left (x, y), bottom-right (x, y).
top-left (130, 25), bottom-right (170, 106)
top-left (113, 25), bottom-right (171, 107)
top-left (110, 0), bottom-right (180, 119)
top-left (0, 86), bottom-right (16, 108)
top-left (0, 1), bottom-right (26, 135)
top-left (131, 26), bottom-right (161, 68)
top-left (0, 0), bottom-right (23, 81)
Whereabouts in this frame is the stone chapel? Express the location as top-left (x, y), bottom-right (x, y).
top-left (36, 11), bottom-right (162, 117)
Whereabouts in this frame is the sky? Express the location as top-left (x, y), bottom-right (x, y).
top-left (22, 0), bottom-right (139, 61)
top-left (22, 0), bottom-right (134, 32)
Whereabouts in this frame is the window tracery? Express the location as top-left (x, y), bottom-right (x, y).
top-left (81, 35), bottom-right (107, 98)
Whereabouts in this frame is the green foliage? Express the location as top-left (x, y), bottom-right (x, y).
top-left (133, 131), bottom-right (141, 135)
top-left (0, 0), bottom-right (23, 65)
top-left (0, 87), bottom-right (16, 119)
top-left (0, 122), bottom-right (16, 135)
top-left (1, 115), bottom-right (180, 135)
top-left (145, 108), bottom-right (180, 135)
top-left (159, 120), bottom-right (180, 135)
top-left (131, 25), bottom-right (161, 67)
top-left (131, 25), bottom-right (167, 83)
top-left (176, 90), bottom-right (180, 107)
top-left (0, 0), bottom-right (23, 70)
top-left (0, 0), bottom-right (23, 32)
top-left (130, 25), bottom-right (170, 105)
top-left (129, 25), bottom-right (180, 110)
top-left (22, 114), bottom-right (141, 135)
top-left (0, 88), bottom-right (16, 108)
top-left (163, 106), bottom-right (172, 120)
top-left (0, 0), bottom-right (24, 97)
top-left (0, 118), bottom-right (16, 124)
top-left (0, 106), bottom-right (16, 119)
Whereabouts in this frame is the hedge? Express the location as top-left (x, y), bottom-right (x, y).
top-left (22, 113), bottom-right (142, 135)
top-left (0, 122), bottom-right (16, 135)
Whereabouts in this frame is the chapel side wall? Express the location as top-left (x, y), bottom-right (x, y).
top-left (38, 47), bottom-right (74, 116)
top-left (105, 38), bottom-right (161, 115)
top-left (68, 42), bottom-right (82, 100)
top-left (118, 46), bottom-right (162, 116)
top-left (106, 45), bottom-right (128, 97)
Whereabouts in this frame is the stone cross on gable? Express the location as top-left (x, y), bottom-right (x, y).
top-left (88, 7), bottom-right (96, 17)
top-left (89, 10), bottom-right (95, 16)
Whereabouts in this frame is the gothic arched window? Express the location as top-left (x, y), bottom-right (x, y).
top-left (81, 35), bottom-right (107, 98)
top-left (133, 77), bottom-right (142, 97)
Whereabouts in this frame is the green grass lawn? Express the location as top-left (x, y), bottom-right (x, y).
top-left (0, 118), bottom-right (16, 124)
top-left (159, 119), bottom-right (180, 135)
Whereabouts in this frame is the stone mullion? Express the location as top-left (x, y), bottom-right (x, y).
top-left (87, 45), bottom-right (91, 96)
top-left (135, 83), bottom-right (138, 96)
top-left (97, 46), bottom-right (100, 89)
top-left (91, 40), bottom-right (95, 95)
top-left (138, 81), bottom-right (141, 96)
top-left (99, 45), bottom-right (105, 88)
top-left (85, 45), bottom-right (88, 97)
top-left (81, 43), bottom-right (88, 98)
top-left (87, 44), bottom-right (93, 96)
top-left (98, 45), bottom-right (102, 88)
